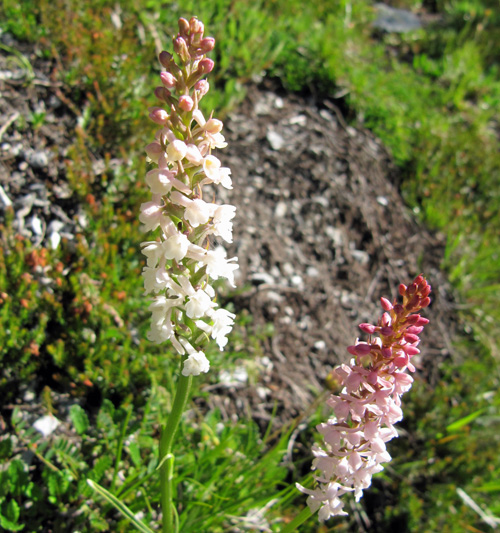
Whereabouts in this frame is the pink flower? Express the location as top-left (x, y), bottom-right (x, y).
top-left (298, 276), bottom-right (431, 521)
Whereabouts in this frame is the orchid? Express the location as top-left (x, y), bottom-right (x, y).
top-left (140, 17), bottom-right (238, 376)
top-left (297, 275), bottom-right (431, 522)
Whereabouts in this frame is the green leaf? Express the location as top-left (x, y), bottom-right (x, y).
top-left (46, 471), bottom-right (69, 498)
top-left (0, 516), bottom-right (24, 532)
top-left (0, 499), bottom-right (23, 531)
top-left (4, 499), bottom-right (20, 524)
top-left (69, 405), bottom-right (89, 435)
top-left (128, 442), bottom-right (142, 468)
top-left (0, 437), bottom-right (13, 459)
top-left (97, 400), bottom-right (116, 431)
top-left (86, 480), bottom-right (154, 533)
top-left (446, 408), bottom-right (486, 433)
top-left (475, 481), bottom-right (500, 493)
top-left (90, 456), bottom-right (112, 483)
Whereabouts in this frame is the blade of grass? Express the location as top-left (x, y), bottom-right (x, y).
top-left (86, 479), bottom-right (154, 533)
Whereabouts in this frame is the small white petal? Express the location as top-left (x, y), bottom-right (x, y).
top-left (33, 415), bottom-right (60, 437)
top-left (182, 351), bottom-right (210, 376)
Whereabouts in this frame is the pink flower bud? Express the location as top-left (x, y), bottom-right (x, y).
top-left (407, 294), bottom-right (420, 309)
top-left (352, 343), bottom-right (372, 356)
top-left (189, 17), bottom-right (204, 35)
top-left (415, 316), bottom-right (430, 326)
top-left (159, 51), bottom-right (173, 68)
top-left (160, 71), bottom-right (177, 89)
top-left (145, 142), bottom-right (163, 162)
top-left (414, 274), bottom-right (424, 286)
top-left (149, 107), bottom-right (169, 125)
top-left (199, 37), bottom-right (215, 53)
top-left (420, 297), bottom-right (431, 308)
top-left (359, 323), bottom-right (377, 334)
top-left (380, 297), bottom-right (393, 311)
top-left (421, 285), bottom-right (432, 297)
top-left (394, 355), bottom-right (409, 368)
top-left (393, 304), bottom-right (404, 315)
top-left (405, 314), bottom-right (421, 325)
top-left (154, 87), bottom-right (171, 101)
top-left (178, 17), bottom-right (190, 36)
top-left (399, 283), bottom-right (407, 295)
top-left (198, 58), bottom-right (214, 74)
top-left (381, 312), bottom-right (391, 326)
top-left (174, 36), bottom-right (189, 62)
top-left (404, 333), bottom-right (420, 343)
top-left (195, 79), bottom-right (209, 96)
top-left (205, 118), bottom-right (223, 134)
top-left (382, 347), bottom-right (392, 358)
top-left (380, 326), bottom-right (394, 336)
top-left (403, 344), bottom-right (420, 356)
top-left (406, 326), bottom-right (424, 334)
top-left (178, 95), bottom-right (194, 112)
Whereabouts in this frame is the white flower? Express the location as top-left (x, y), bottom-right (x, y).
top-left (202, 248), bottom-right (239, 286)
top-left (141, 241), bottom-right (163, 267)
top-left (145, 142), bottom-right (163, 163)
top-left (217, 167), bottom-right (232, 189)
top-left (208, 308), bottom-right (235, 349)
top-left (139, 198), bottom-right (164, 232)
top-left (185, 198), bottom-right (212, 227)
top-left (202, 155), bottom-right (232, 188)
top-left (185, 144), bottom-right (204, 165)
top-left (149, 295), bottom-right (182, 320)
top-left (200, 132), bottom-right (227, 151)
top-left (209, 132), bottom-right (227, 149)
top-left (185, 289), bottom-right (214, 318)
top-left (145, 169), bottom-right (175, 195)
top-left (163, 233), bottom-right (189, 262)
top-left (182, 351), bottom-right (210, 376)
top-left (142, 266), bottom-right (170, 294)
top-left (212, 204), bottom-right (236, 242)
top-left (147, 320), bottom-right (174, 343)
top-left (141, 53), bottom-right (239, 359)
top-left (203, 154), bottom-right (222, 180)
top-left (166, 139), bottom-right (187, 162)
top-left (296, 483), bottom-right (349, 521)
top-left (169, 192), bottom-right (214, 227)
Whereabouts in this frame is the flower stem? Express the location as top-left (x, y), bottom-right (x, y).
top-left (280, 506), bottom-right (313, 533)
top-left (160, 368), bottom-right (192, 533)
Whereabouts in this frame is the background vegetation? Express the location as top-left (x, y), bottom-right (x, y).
top-left (0, 0), bottom-right (499, 531)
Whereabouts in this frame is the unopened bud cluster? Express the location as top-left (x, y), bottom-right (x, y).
top-left (140, 17), bottom-right (238, 376)
top-left (298, 276), bottom-right (431, 520)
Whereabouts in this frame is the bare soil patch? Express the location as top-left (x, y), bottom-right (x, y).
top-left (209, 81), bottom-right (457, 426)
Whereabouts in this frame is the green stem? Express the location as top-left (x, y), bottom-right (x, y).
top-left (280, 506), bottom-right (313, 533)
top-left (160, 368), bottom-right (193, 533)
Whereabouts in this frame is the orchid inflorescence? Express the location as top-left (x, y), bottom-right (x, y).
top-left (140, 17), bottom-right (238, 376)
top-left (298, 275), bottom-right (431, 521)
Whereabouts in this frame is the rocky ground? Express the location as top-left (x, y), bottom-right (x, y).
top-left (209, 82), bottom-right (457, 427)
top-left (0, 37), bottom-right (458, 430)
